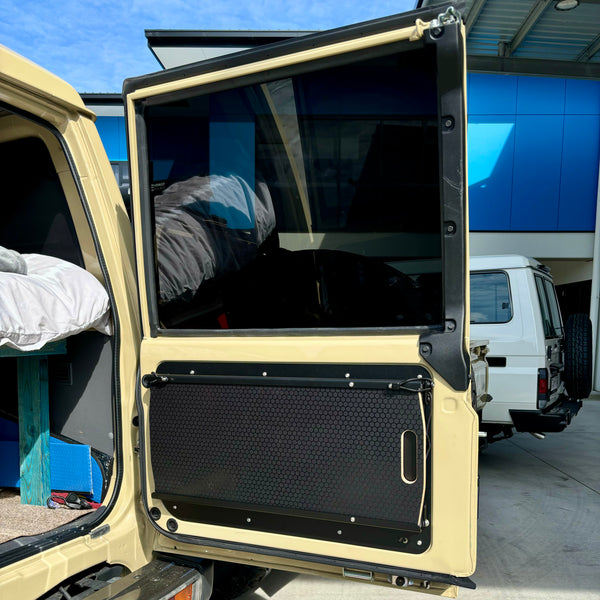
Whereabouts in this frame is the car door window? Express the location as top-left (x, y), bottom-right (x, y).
top-left (535, 275), bottom-right (561, 338)
top-left (142, 50), bottom-right (444, 332)
top-left (543, 277), bottom-right (563, 336)
top-left (470, 271), bottom-right (512, 323)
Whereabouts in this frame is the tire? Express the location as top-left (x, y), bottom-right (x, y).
top-left (210, 562), bottom-right (270, 600)
top-left (563, 313), bottom-right (593, 400)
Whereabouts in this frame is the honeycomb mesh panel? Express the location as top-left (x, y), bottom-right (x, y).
top-left (149, 382), bottom-right (425, 526)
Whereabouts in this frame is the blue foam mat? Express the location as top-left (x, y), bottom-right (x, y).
top-left (0, 418), bottom-right (101, 499)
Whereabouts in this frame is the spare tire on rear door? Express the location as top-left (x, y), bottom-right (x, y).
top-left (564, 313), bottom-right (593, 400)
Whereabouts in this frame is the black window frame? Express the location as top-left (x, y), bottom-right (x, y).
top-left (128, 10), bottom-right (469, 390)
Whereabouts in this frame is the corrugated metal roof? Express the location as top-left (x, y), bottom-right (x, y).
top-left (468, 0), bottom-right (540, 55)
top-left (419, 0), bottom-right (600, 78)
top-left (517, 3), bottom-right (600, 60)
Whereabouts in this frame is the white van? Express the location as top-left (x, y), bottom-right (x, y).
top-left (470, 255), bottom-right (591, 443)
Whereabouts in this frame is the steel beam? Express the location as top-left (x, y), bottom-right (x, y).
top-left (469, 54), bottom-right (600, 79)
top-left (465, 0), bottom-right (487, 35)
top-left (503, 0), bottom-right (552, 57)
top-left (577, 32), bottom-right (600, 62)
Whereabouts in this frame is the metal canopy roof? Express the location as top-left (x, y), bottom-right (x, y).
top-left (146, 2), bottom-right (600, 79)
top-left (145, 30), bottom-right (313, 69)
top-left (419, 0), bottom-right (600, 79)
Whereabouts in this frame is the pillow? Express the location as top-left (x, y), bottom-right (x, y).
top-left (0, 254), bottom-right (112, 351)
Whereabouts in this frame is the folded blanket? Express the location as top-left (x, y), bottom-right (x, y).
top-left (0, 246), bottom-right (27, 275)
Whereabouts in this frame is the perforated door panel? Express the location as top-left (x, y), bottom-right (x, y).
top-left (146, 362), bottom-right (431, 551)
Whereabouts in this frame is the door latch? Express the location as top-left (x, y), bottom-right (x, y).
top-left (142, 372), bottom-right (170, 388)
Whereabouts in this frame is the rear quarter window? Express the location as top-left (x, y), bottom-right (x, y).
top-left (470, 271), bottom-right (512, 324)
top-left (535, 274), bottom-right (563, 338)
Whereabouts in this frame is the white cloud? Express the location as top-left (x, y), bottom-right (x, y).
top-left (2, 0), bottom-right (415, 91)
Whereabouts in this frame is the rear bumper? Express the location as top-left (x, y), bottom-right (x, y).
top-left (509, 398), bottom-right (582, 433)
top-left (82, 559), bottom-right (209, 600)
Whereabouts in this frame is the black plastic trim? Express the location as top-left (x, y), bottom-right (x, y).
top-left (486, 357), bottom-right (507, 368)
top-left (510, 399), bottom-right (582, 433)
top-left (145, 29), bottom-right (313, 47)
top-left (418, 20), bottom-right (469, 391)
top-left (154, 325), bottom-right (432, 338)
top-left (80, 93), bottom-right (123, 105)
top-left (133, 101), bottom-right (160, 338)
top-left (137, 40), bottom-right (422, 111)
top-left (154, 494), bottom-right (429, 553)
top-left (154, 491), bottom-right (421, 532)
top-left (155, 360), bottom-right (430, 380)
top-left (124, 3), bottom-right (457, 95)
top-left (153, 529), bottom-right (475, 589)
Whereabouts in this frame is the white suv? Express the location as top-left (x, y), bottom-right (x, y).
top-left (470, 255), bottom-right (591, 443)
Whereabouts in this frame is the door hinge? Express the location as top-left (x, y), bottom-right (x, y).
top-left (437, 6), bottom-right (461, 26)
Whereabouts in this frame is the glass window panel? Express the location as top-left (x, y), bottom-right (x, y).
top-left (543, 277), bottom-right (563, 337)
top-left (535, 275), bottom-right (555, 338)
top-left (143, 47), bottom-right (443, 330)
top-left (470, 272), bottom-right (512, 324)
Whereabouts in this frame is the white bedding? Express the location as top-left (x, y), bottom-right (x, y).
top-left (0, 253), bottom-right (112, 351)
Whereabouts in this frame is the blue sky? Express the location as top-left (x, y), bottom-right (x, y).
top-left (1, 0), bottom-right (416, 93)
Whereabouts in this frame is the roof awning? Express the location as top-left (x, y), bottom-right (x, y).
top-left (419, 0), bottom-right (600, 79)
top-left (145, 30), bottom-right (314, 69)
top-left (146, 2), bottom-right (600, 79)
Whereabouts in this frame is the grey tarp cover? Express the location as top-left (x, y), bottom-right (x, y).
top-left (154, 174), bottom-right (276, 304)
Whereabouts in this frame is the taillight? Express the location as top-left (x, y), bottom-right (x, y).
top-left (169, 583), bottom-right (196, 600)
top-left (537, 368), bottom-right (548, 408)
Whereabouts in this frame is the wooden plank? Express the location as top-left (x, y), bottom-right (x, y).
top-left (17, 355), bottom-right (51, 505)
top-left (0, 339), bottom-right (67, 358)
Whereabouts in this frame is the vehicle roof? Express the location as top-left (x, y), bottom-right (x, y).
top-left (470, 254), bottom-right (544, 271)
top-left (0, 45), bottom-right (94, 119)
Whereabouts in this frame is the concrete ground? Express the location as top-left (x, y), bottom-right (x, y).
top-left (241, 398), bottom-right (600, 600)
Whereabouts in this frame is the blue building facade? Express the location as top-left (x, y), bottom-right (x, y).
top-left (93, 73), bottom-right (600, 235)
top-left (468, 74), bottom-right (600, 233)
top-left (95, 117), bottom-right (128, 163)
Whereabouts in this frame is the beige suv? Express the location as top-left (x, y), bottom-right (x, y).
top-left (0, 4), bottom-right (485, 598)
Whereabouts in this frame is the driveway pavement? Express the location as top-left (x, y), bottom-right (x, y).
top-left (242, 399), bottom-right (600, 599)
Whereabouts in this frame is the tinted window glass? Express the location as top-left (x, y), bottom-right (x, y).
top-left (470, 271), bottom-right (512, 324)
top-left (535, 275), bottom-right (561, 338)
top-left (536, 275), bottom-right (562, 338)
top-left (543, 278), bottom-right (563, 336)
top-left (143, 48), bottom-right (443, 330)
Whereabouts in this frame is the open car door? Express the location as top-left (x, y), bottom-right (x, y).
top-left (125, 3), bottom-right (478, 595)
